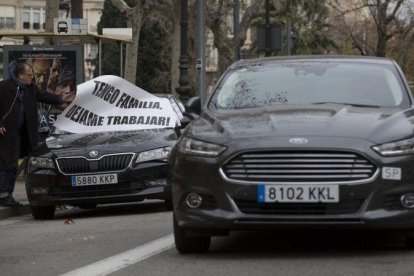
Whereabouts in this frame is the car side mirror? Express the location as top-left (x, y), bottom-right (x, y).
top-left (185, 96), bottom-right (201, 115)
top-left (175, 117), bottom-right (192, 137)
top-left (180, 117), bottom-right (191, 128)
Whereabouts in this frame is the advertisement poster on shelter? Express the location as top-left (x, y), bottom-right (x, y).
top-left (3, 45), bottom-right (83, 136)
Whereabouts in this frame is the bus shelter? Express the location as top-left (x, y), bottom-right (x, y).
top-left (0, 31), bottom-right (132, 78)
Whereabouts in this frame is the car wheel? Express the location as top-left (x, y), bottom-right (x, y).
top-left (173, 214), bottom-right (210, 254)
top-left (164, 199), bottom-right (173, 211)
top-left (31, 205), bottom-right (55, 220)
top-left (78, 204), bottom-right (97, 209)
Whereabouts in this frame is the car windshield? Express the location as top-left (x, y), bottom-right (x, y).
top-left (210, 61), bottom-right (408, 109)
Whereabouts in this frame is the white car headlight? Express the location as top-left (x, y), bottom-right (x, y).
top-left (29, 157), bottom-right (55, 169)
top-left (372, 138), bottom-right (414, 156)
top-left (135, 147), bottom-right (172, 163)
top-left (179, 137), bottom-right (226, 157)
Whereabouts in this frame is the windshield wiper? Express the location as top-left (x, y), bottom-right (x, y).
top-left (311, 101), bottom-right (381, 108)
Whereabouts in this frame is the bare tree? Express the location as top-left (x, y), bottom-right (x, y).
top-left (111, 0), bottom-right (148, 84)
top-left (332, 0), bottom-right (414, 57)
top-left (206, 0), bottom-right (265, 75)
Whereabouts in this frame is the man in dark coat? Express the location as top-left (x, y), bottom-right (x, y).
top-left (0, 62), bottom-right (74, 207)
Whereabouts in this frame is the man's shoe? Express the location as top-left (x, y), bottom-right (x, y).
top-left (0, 196), bottom-right (23, 207)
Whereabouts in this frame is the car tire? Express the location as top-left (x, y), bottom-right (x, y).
top-left (164, 199), bottom-right (173, 211)
top-left (31, 205), bottom-right (55, 220)
top-left (173, 214), bottom-right (210, 254)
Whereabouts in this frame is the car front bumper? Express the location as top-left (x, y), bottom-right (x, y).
top-left (172, 140), bottom-right (414, 231)
top-left (26, 162), bottom-right (171, 206)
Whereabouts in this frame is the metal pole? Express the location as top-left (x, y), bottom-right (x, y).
top-left (98, 39), bottom-right (102, 76)
top-left (233, 0), bottom-right (240, 61)
top-left (120, 42), bottom-right (123, 78)
top-left (175, 0), bottom-right (191, 101)
top-left (286, 0), bottom-right (292, 55)
top-left (265, 0), bottom-right (271, 56)
top-left (287, 22), bottom-right (291, 55)
top-left (196, 0), bottom-right (206, 105)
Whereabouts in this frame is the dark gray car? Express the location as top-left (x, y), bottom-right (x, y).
top-left (170, 56), bottom-right (414, 253)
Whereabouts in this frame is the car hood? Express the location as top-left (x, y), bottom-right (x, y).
top-left (41, 128), bottom-right (178, 158)
top-left (187, 105), bottom-right (414, 145)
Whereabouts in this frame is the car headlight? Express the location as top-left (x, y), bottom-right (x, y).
top-left (372, 138), bottom-right (414, 156)
top-left (29, 157), bottom-right (55, 169)
top-left (135, 147), bottom-right (172, 163)
top-left (179, 137), bottom-right (226, 157)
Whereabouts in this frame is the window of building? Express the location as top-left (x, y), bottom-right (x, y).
top-left (23, 11), bottom-right (30, 29)
top-left (0, 6), bottom-right (15, 30)
top-left (33, 9), bottom-right (41, 30)
top-left (5, 17), bottom-right (14, 28)
top-left (22, 7), bottom-right (46, 31)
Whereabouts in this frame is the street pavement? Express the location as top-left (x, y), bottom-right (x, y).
top-left (0, 175), bottom-right (31, 220)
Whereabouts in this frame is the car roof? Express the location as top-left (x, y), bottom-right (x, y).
top-left (230, 55), bottom-right (394, 69)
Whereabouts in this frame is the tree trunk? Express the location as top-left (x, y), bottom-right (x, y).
top-left (111, 0), bottom-right (147, 85)
top-left (375, 31), bottom-right (387, 57)
top-left (207, 0), bottom-right (264, 75)
top-left (375, 2), bottom-right (388, 57)
top-left (45, 0), bottom-right (59, 32)
top-left (124, 11), bottom-right (144, 84)
top-left (71, 0), bottom-right (83, 18)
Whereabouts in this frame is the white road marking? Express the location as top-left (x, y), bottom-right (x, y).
top-left (60, 234), bottom-right (174, 276)
top-left (0, 218), bottom-right (23, 226)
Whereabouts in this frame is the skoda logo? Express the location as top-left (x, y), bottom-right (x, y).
top-left (289, 138), bottom-right (308, 144)
top-left (89, 150), bottom-right (99, 158)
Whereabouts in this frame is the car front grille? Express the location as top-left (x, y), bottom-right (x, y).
top-left (234, 198), bottom-right (365, 215)
top-left (222, 151), bottom-right (377, 183)
top-left (56, 153), bottom-right (134, 175)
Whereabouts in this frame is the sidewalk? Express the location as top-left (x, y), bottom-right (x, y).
top-left (0, 175), bottom-right (31, 220)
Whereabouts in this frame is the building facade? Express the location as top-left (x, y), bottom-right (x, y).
top-left (0, 0), bottom-right (104, 79)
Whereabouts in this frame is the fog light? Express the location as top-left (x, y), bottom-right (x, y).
top-left (401, 193), bottom-right (414, 208)
top-left (32, 187), bottom-right (49, 194)
top-left (185, 193), bottom-right (202, 208)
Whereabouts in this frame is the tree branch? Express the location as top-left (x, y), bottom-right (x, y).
top-left (148, 0), bottom-right (173, 19)
top-left (386, 0), bottom-right (404, 24)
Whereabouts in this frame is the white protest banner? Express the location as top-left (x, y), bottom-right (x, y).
top-left (54, 75), bottom-right (179, 133)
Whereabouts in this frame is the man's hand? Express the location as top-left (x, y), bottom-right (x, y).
top-left (0, 126), bottom-right (6, 135)
top-left (62, 93), bottom-right (75, 103)
top-left (60, 93), bottom-right (75, 109)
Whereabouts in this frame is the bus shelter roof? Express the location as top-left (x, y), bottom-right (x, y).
top-left (0, 31), bottom-right (133, 44)
top-left (0, 32), bottom-right (132, 76)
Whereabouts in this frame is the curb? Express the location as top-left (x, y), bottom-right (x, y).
top-left (0, 204), bottom-right (31, 220)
